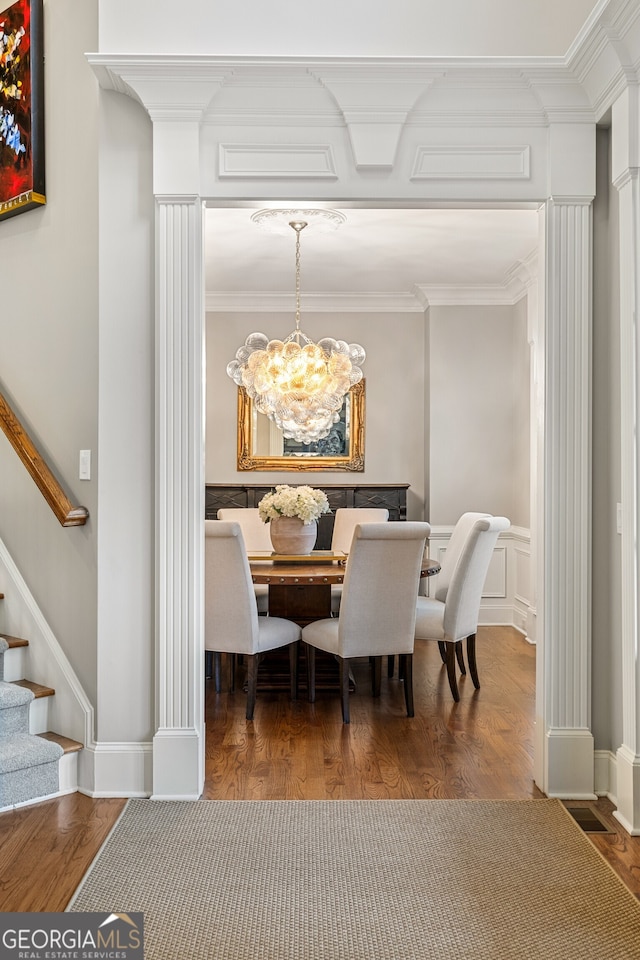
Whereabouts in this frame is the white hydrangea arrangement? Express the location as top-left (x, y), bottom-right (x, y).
top-left (258, 484), bottom-right (330, 525)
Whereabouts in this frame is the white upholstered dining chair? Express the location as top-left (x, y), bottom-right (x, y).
top-left (302, 521), bottom-right (430, 723)
top-left (329, 507), bottom-right (389, 613)
top-left (429, 512), bottom-right (490, 675)
top-left (217, 507), bottom-right (273, 613)
top-left (205, 520), bottom-right (301, 720)
top-left (414, 514), bottom-right (510, 701)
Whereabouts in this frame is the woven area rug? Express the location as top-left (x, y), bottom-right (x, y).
top-left (68, 798), bottom-right (640, 960)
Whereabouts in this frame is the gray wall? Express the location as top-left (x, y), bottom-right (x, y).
top-left (0, 0), bottom-right (99, 702)
top-left (206, 311), bottom-right (428, 519)
top-left (592, 127), bottom-right (622, 751)
top-left (95, 89), bottom-right (155, 742)
top-left (428, 303), bottom-right (530, 527)
top-left (207, 302), bottom-right (530, 530)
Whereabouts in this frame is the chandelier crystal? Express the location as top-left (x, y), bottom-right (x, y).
top-left (226, 216), bottom-right (366, 443)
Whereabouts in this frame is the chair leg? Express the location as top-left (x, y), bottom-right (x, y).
top-left (213, 652), bottom-right (223, 693)
top-left (289, 641), bottom-right (299, 701)
top-left (205, 651), bottom-right (213, 680)
top-left (387, 654), bottom-right (395, 678)
top-left (443, 641), bottom-right (460, 702)
top-left (306, 644), bottom-right (316, 703)
top-left (466, 633), bottom-right (480, 689)
top-left (438, 640), bottom-right (447, 664)
top-left (246, 653), bottom-right (260, 720)
top-left (371, 656), bottom-right (382, 697)
top-left (401, 654), bottom-right (415, 717)
top-left (455, 643), bottom-right (466, 675)
top-left (339, 657), bottom-right (351, 723)
top-left (228, 653), bottom-right (236, 692)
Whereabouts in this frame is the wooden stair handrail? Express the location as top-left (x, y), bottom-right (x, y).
top-left (0, 391), bottom-right (89, 527)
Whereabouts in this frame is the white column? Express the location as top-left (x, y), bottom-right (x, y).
top-left (612, 87), bottom-right (640, 833)
top-left (152, 196), bottom-right (205, 800)
top-left (542, 197), bottom-right (595, 798)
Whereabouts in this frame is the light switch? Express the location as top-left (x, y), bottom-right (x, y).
top-left (79, 449), bottom-right (91, 481)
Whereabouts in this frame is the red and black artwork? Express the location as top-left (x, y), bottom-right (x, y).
top-left (0, 0), bottom-right (44, 221)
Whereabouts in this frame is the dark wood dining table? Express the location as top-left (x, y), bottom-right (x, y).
top-left (249, 551), bottom-right (441, 627)
top-left (245, 551), bottom-right (441, 691)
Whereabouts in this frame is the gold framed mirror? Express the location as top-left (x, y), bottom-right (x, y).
top-left (237, 380), bottom-right (365, 472)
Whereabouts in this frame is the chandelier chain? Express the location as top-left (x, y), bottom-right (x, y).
top-left (291, 220), bottom-right (307, 340)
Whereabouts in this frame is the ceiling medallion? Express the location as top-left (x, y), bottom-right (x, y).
top-left (250, 207), bottom-right (347, 236)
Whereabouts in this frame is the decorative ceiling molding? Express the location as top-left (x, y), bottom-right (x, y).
top-left (406, 110), bottom-right (549, 128)
top-left (88, 48), bottom-right (632, 132)
top-left (564, 0), bottom-right (640, 121)
top-left (410, 145), bottom-right (531, 181)
top-left (87, 55), bottom-right (235, 119)
top-left (205, 247), bottom-right (539, 314)
top-left (205, 291), bottom-right (426, 314)
top-left (205, 109), bottom-right (345, 127)
top-left (505, 250), bottom-right (540, 293)
top-left (311, 69), bottom-right (437, 168)
top-left (250, 208), bottom-right (346, 232)
top-left (218, 144), bottom-right (338, 179)
top-left (414, 284), bottom-right (528, 307)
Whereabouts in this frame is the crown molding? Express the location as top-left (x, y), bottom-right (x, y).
top-left (414, 284), bottom-right (527, 307)
top-left (564, 0), bottom-right (640, 120)
top-left (205, 291), bottom-right (425, 313)
top-left (205, 276), bottom-right (536, 314)
top-left (205, 243), bottom-right (538, 312)
top-left (88, 52), bottom-right (604, 129)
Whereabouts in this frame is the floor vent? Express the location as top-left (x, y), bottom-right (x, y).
top-left (566, 806), bottom-right (614, 833)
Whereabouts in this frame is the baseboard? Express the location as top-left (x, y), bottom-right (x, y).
top-left (478, 605), bottom-right (515, 626)
top-left (58, 751), bottom-right (79, 794)
top-left (79, 741), bottom-right (153, 798)
top-left (594, 748), bottom-right (617, 802)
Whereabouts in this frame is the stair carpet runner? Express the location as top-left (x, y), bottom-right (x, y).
top-left (0, 619), bottom-right (81, 807)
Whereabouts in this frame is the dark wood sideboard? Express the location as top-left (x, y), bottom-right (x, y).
top-left (205, 483), bottom-right (409, 550)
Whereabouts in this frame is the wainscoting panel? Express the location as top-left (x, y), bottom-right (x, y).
top-left (218, 143), bottom-right (338, 179)
top-left (428, 525), bottom-right (531, 636)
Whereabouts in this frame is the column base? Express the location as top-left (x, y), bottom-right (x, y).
top-left (544, 728), bottom-right (596, 799)
top-left (614, 745), bottom-right (640, 834)
top-left (151, 727), bottom-right (204, 800)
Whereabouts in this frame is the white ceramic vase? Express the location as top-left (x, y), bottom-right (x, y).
top-left (269, 516), bottom-right (318, 555)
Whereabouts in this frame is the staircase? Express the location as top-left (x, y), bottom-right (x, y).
top-left (0, 595), bottom-right (83, 809)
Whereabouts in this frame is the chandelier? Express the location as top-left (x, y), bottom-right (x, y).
top-left (226, 212), bottom-right (366, 444)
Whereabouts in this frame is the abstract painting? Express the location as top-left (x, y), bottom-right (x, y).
top-left (0, 0), bottom-right (44, 221)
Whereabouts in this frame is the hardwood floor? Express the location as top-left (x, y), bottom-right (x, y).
top-left (2, 626), bottom-right (640, 910)
top-left (203, 625), bottom-right (541, 801)
top-left (0, 792), bottom-right (126, 911)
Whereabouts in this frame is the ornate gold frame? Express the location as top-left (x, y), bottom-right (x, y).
top-left (237, 380), bottom-right (365, 472)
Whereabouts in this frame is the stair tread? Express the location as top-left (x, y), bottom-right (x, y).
top-left (0, 634), bottom-right (29, 648)
top-left (0, 732), bottom-right (64, 772)
top-left (12, 679), bottom-right (55, 698)
top-left (38, 731), bottom-right (83, 754)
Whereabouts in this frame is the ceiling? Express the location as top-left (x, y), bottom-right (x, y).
top-left (204, 206), bottom-right (540, 309)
